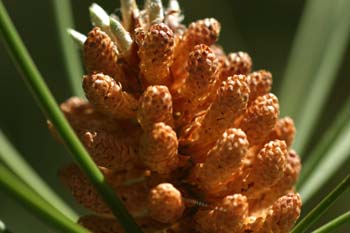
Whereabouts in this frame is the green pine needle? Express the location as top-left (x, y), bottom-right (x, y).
top-left (299, 123), bottom-right (350, 203)
top-left (52, 0), bottom-right (84, 97)
top-left (0, 130), bottom-right (78, 220)
top-left (297, 98), bottom-right (350, 189)
top-left (291, 174), bottom-right (350, 233)
top-left (312, 211), bottom-right (350, 233)
top-left (0, 1), bottom-right (141, 232)
top-left (278, 0), bottom-right (334, 117)
top-left (0, 164), bottom-right (89, 233)
top-left (293, 0), bottom-right (350, 154)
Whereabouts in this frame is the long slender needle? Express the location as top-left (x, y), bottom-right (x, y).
top-left (291, 175), bottom-right (350, 233)
top-left (0, 1), bottom-right (142, 232)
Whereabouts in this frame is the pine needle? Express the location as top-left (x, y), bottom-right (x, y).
top-left (299, 123), bottom-right (350, 203)
top-left (312, 211), bottom-right (350, 233)
top-left (52, 0), bottom-right (84, 97)
top-left (278, 0), bottom-right (334, 117)
top-left (0, 1), bottom-right (141, 232)
top-left (297, 98), bottom-right (350, 188)
top-left (0, 130), bottom-right (78, 220)
top-left (291, 175), bottom-right (350, 233)
top-left (0, 164), bottom-right (88, 233)
top-left (293, 0), bottom-right (350, 154)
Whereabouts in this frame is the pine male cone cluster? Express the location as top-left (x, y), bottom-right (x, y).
top-left (50, 0), bottom-right (302, 232)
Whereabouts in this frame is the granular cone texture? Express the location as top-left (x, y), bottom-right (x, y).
top-left (264, 193), bottom-right (302, 233)
top-left (79, 215), bottom-right (167, 233)
top-left (80, 130), bottom-right (137, 171)
top-left (51, 1), bottom-right (303, 232)
top-left (59, 164), bottom-right (110, 214)
top-left (249, 150), bottom-right (301, 212)
top-left (268, 117), bottom-right (296, 148)
top-left (59, 164), bottom-right (148, 216)
top-left (83, 73), bottom-right (138, 119)
top-left (138, 85), bottom-right (174, 130)
top-left (138, 23), bottom-right (175, 86)
top-left (58, 97), bottom-right (119, 133)
top-left (245, 193), bottom-right (302, 233)
top-left (78, 215), bottom-right (124, 233)
top-left (148, 183), bottom-right (185, 223)
top-left (240, 93), bottom-right (279, 146)
top-left (220, 52), bottom-right (252, 82)
top-left (194, 194), bottom-right (248, 233)
top-left (140, 122), bottom-right (179, 175)
top-left (185, 44), bottom-right (219, 99)
top-left (247, 70), bottom-right (272, 104)
top-left (84, 27), bottom-right (127, 87)
top-left (171, 18), bottom-right (221, 87)
top-left (184, 74), bottom-right (250, 161)
top-left (173, 44), bottom-right (219, 128)
top-left (190, 128), bottom-right (249, 193)
top-left (213, 140), bottom-right (288, 199)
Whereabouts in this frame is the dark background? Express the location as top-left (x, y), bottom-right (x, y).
top-left (0, 0), bottom-right (349, 232)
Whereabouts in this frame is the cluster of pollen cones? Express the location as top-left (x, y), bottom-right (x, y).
top-left (49, 0), bottom-right (302, 232)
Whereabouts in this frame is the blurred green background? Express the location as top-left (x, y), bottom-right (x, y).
top-left (0, 0), bottom-right (349, 232)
